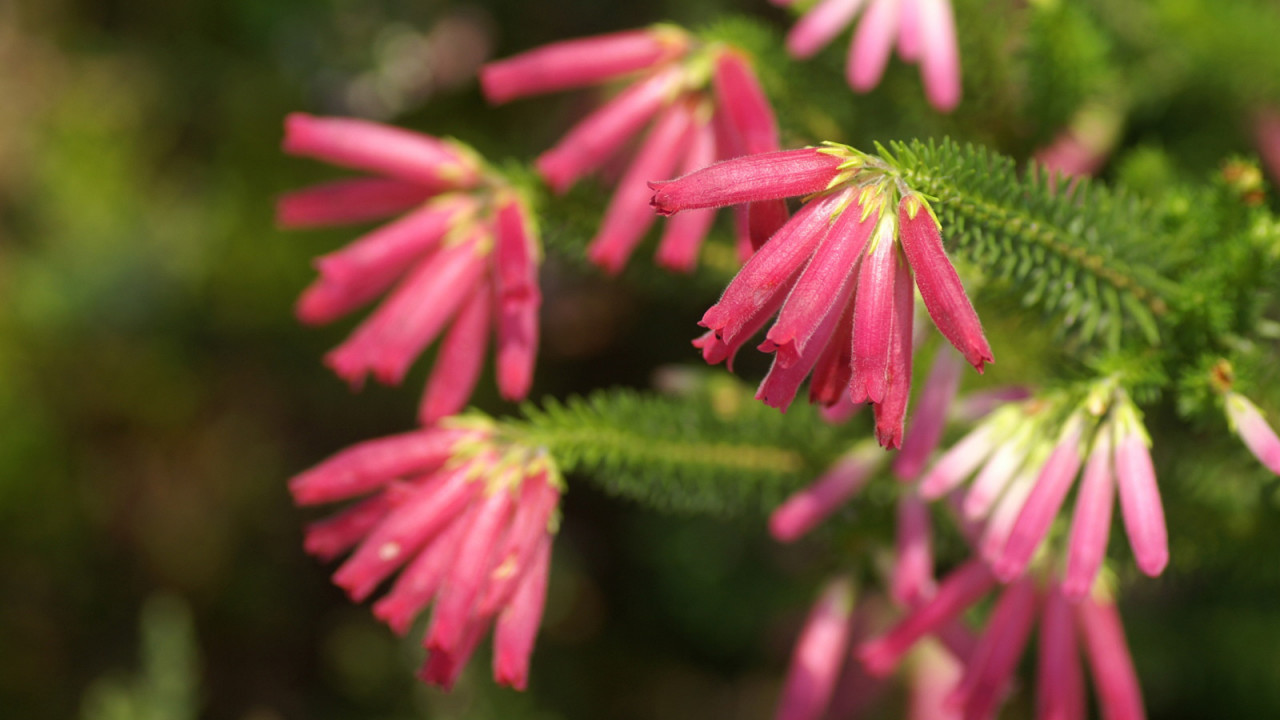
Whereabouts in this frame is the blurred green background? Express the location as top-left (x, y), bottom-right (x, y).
top-left (5, 0), bottom-right (1280, 718)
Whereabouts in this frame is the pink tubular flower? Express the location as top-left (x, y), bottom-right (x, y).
top-left (1112, 405), bottom-right (1167, 577)
top-left (908, 640), bottom-right (964, 720)
top-left (655, 149), bottom-right (992, 447)
top-left (1225, 391), bottom-right (1280, 475)
top-left (1077, 588), bottom-right (1148, 720)
top-left (893, 346), bottom-right (965, 480)
top-left (1038, 582), bottom-right (1087, 720)
top-left (1062, 425), bottom-right (1116, 600)
top-left (293, 419), bottom-right (563, 691)
top-left (482, 27), bottom-right (785, 273)
top-left (281, 115), bottom-right (543, 424)
top-left (778, 0), bottom-right (961, 111)
top-left (479, 27), bottom-right (690, 103)
top-left (947, 575), bottom-right (1039, 720)
top-left (770, 441), bottom-right (884, 542)
top-left (891, 492), bottom-right (937, 606)
top-left (918, 386), bottom-right (1167, 586)
top-left (860, 567), bottom-right (1149, 720)
top-left (775, 576), bottom-right (857, 720)
top-left (858, 558), bottom-right (997, 677)
top-left (993, 414), bottom-right (1085, 581)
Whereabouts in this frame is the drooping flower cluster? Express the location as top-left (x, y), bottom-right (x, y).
top-left (856, 567), bottom-right (1147, 720)
top-left (916, 384), bottom-right (1167, 595)
top-left (280, 114), bottom-right (541, 425)
top-left (480, 26), bottom-right (787, 272)
top-left (292, 418), bottom-right (561, 690)
top-left (651, 145), bottom-right (992, 447)
top-left (769, 0), bottom-right (962, 112)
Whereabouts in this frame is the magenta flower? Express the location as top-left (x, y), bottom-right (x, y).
top-left (770, 441), bottom-right (885, 542)
top-left (1225, 391), bottom-right (1280, 475)
top-left (893, 346), bottom-right (965, 481)
top-left (775, 576), bottom-right (857, 720)
top-left (652, 146), bottom-right (992, 447)
top-left (859, 569), bottom-right (1149, 720)
top-left (281, 114), bottom-right (542, 424)
top-left (481, 26), bottom-right (786, 273)
top-left (292, 419), bottom-right (562, 690)
top-left (771, 0), bottom-right (962, 112)
top-left (917, 387), bottom-right (1168, 591)
top-left (891, 491), bottom-right (938, 606)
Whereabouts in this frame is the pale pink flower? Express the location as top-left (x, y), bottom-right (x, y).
top-left (891, 492), bottom-right (937, 606)
top-left (1225, 391), bottom-right (1280, 475)
top-left (482, 29), bottom-right (784, 272)
top-left (993, 414), bottom-right (1085, 581)
top-left (1062, 426), bottom-right (1116, 599)
top-left (918, 390), bottom-right (1167, 587)
top-left (293, 420), bottom-right (562, 690)
top-left (1113, 407), bottom-right (1168, 578)
top-left (770, 441), bottom-right (884, 542)
top-left (281, 116), bottom-right (543, 423)
top-left (907, 640), bottom-right (964, 720)
top-left (1076, 588), bottom-right (1148, 720)
top-left (778, 0), bottom-right (961, 111)
top-left (654, 153), bottom-right (991, 445)
top-left (775, 576), bottom-right (857, 720)
top-left (893, 346), bottom-right (965, 480)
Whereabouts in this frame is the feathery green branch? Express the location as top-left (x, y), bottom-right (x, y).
top-left (506, 382), bottom-right (854, 516)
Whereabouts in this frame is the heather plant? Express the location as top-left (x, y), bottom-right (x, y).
top-left (9, 0), bottom-right (1280, 718)
top-left (265, 0), bottom-right (1280, 715)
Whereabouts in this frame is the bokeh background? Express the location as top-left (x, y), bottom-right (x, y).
top-left (5, 0), bottom-right (1280, 718)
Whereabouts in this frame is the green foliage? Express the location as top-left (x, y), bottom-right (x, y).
top-left (891, 138), bottom-right (1185, 349)
top-left (80, 595), bottom-right (200, 720)
top-left (509, 377), bottom-right (854, 516)
top-left (1022, 0), bottom-right (1116, 142)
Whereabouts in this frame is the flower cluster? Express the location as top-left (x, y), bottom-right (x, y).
top-left (280, 114), bottom-right (541, 425)
top-left (915, 384), bottom-right (1167, 594)
top-left (856, 568), bottom-right (1147, 720)
top-left (769, 0), bottom-right (962, 112)
top-left (292, 418), bottom-right (562, 690)
top-left (651, 145), bottom-right (992, 447)
top-left (481, 26), bottom-right (786, 272)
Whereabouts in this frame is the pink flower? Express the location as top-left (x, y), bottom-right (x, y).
top-left (1038, 582), bottom-right (1087, 720)
top-left (1112, 404), bottom-right (1168, 578)
top-left (893, 347), bottom-right (965, 481)
top-left (482, 27), bottom-right (785, 272)
top-left (859, 570), bottom-right (1149, 720)
top-left (1253, 108), bottom-right (1280, 186)
top-left (293, 419), bottom-right (562, 690)
top-left (858, 557), bottom-right (997, 676)
top-left (770, 441), bottom-right (885, 542)
top-left (775, 576), bottom-right (857, 720)
top-left (916, 387), bottom-right (1167, 589)
top-left (281, 115), bottom-right (542, 424)
top-left (777, 0), bottom-right (962, 112)
top-left (654, 148), bottom-right (991, 446)
top-left (1225, 391), bottom-right (1280, 475)
top-left (946, 575), bottom-right (1039, 720)
top-left (1076, 588), bottom-right (1148, 720)
top-left (891, 492), bottom-right (937, 606)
